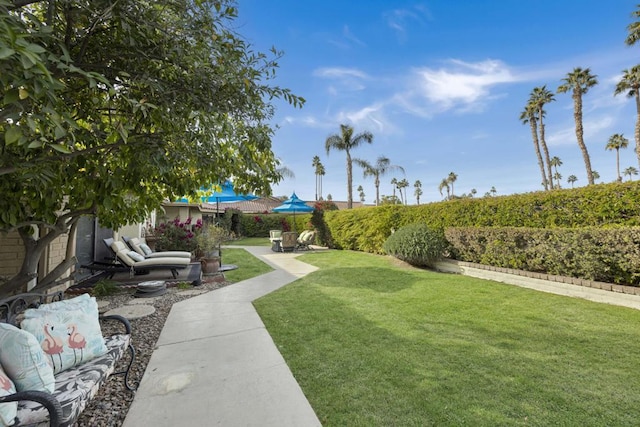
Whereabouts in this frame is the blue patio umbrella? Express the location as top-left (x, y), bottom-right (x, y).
top-left (272, 192), bottom-right (314, 233)
top-left (178, 180), bottom-right (258, 213)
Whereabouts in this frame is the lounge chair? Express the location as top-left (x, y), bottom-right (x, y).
top-left (101, 238), bottom-right (190, 278)
top-left (122, 236), bottom-right (191, 259)
top-left (280, 232), bottom-right (297, 252)
top-left (296, 230), bottom-right (316, 250)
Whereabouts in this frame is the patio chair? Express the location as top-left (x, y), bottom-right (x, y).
top-left (100, 238), bottom-right (190, 278)
top-left (122, 236), bottom-right (191, 259)
top-left (269, 230), bottom-right (283, 252)
top-left (280, 232), bottom-right (297, 252)
top-left (296, 230), bottom-right (316, 250)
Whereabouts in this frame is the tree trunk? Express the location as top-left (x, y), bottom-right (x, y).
top-left (616, 149), bottom-right (621, 181)
top-left (530, 118), bottom-right (548, 190)
top-left (635, 93), bottom-right (640, 170)
top-left (375, 176), bottom-right (380, 206)
top-left (346, 150), bottom-right (353, 209)
top-left (537, 110), bottom-right (553, 189)
top-left (573, 93), bottom-right (594, 184)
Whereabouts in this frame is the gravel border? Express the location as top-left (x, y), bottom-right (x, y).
top-left (74, 277), bottom-right (231, 427)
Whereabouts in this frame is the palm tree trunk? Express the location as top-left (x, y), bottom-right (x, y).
top-left (573, 93), bottom-right (594, 184)
top-left (529, 119), bottom-right (548, 190)
top-left (635, 93), bottom-right (640, 169)
top-left (375, 176), bottom-right (380, 206)
top-left (616, 149), bottom-right (621, 181)
top-left (538, 113), bottom-right (553, 189)
top-left (346, 150), bottom-right (353, 209)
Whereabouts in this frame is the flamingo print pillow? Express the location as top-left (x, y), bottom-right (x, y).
top-left (0, 363), bottom-right (17, 426)
top-left (21, 305), bottom-right (107, 374)
top-left (0, 323), bottom-right (55, 393)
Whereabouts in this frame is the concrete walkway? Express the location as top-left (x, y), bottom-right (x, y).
top-left (123, 246), bottom-right (322, 427)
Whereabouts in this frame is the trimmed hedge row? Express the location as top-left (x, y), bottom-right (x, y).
top-left (324, 181), bottom-right (640, 254)
top-left (445, 227), bottom-right (640, 286)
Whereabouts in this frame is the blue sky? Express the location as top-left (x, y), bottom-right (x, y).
top-left (236, 1), bottom-right (640, 204)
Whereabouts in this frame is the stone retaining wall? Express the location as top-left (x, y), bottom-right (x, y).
top-left (434, 259), bottom-right (640, 296)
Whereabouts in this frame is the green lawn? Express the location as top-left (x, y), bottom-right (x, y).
top-left (226, 237), bottom-right (271, 246)
top-left (254, 250), bottom-right (640, 426)
top-left (219, 247), bottom-right (273, 283)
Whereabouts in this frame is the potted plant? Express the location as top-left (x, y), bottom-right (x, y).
top-left (195, 224), bottom-right (232, 275)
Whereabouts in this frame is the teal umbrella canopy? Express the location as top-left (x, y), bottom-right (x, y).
top-left (178, 180), bottom-right (257, 210)
top-left (273, 193), bottom-right (314, 233)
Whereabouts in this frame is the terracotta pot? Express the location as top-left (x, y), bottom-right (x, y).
top-left (200, 256), bottom-right (220, 276)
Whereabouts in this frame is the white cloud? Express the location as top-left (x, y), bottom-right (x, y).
top-left (384, 5), bottom-right (432, 41)
top-left (313, 67), bottom-right (369, 80)
top-left (335, 103), bottom-right (392, 134)
top-left (547, 115), bottom-right (614, 146)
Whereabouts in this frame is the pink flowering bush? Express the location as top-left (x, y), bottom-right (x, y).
top-left (153, 217), bottom-right (203, 252)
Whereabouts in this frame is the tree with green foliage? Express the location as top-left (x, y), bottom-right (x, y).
top-left (614, 65), bottom-right (640, 170)
top-left (550, 156), bottom-right (563, 189)
top-left (520, 103), bottom-right (549, 191)
top-left (624, 166), bottom-right (639, 181)
top-left (397, 178), bottom-right (409, 205)
top-left (605, 133), bottom-right (629, 182)
top-left (531, 86), bottom-right (555, 188)
top-left (438, 178), bottom-right (450, 200)
top-left (0, 0), bottom-right (303, 294)
top-left (567, 175), bottom-right (578, 188)
top-left (354, 155), bottom-right (404, 206)
top-left (447, 172), bottom-right (458, 197)
top-left (312, 155), bottom-right (324, 201)
top-left (557, 67), bottom-right (597, 185)
top-left (325, 124), bottom-right (373, 209)
top-left (357, 185), bottom-right (365, 203)
top-left (414, 180), bottom-right (423, 205)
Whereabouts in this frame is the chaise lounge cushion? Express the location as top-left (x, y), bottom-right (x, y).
top-left (110, 242), bottom-right (190, 269)
top-left (126, 237), bottom-right (191, 259)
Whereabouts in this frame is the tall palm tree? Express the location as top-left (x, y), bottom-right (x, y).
top-left (390, 177), bottom-right (398, 200)
top-left (397, 178), bottom-right (409, 204)
top-left (567, 175), bottom-right (578, 188)
top-left (317, 163), bottom-right (325, 200)
top-left (325, 124), bottom-right (374, 209)
top-left (550, 156), bottom-right (563, 189)
top-left (357, 185), bottom-right (365, 203)
top-left (557, 67), bottom-right (598, 185)
top-left (354, 156), bottom-right (404, 206)
top-left (625, 5), bottom-right (640, 46)
top-left (520, 103), bottom-right (549, 190)
top-left (438, 178), bottom-right (450, 200)
top-left (312, 156), bottom-right (321, 200)
top-left (414, 180), bottom-right (423, 205)
top-left (592, 170), bottom-right (600, 182)
top-left (447, 172), bottom-right (458, 197)
top-left (531, 86), bottom-right (555, 187)
top-left (624, 166), bottom-right (639, 181)
top-left (614, 65), bottom-right (640, 170)
top-left (605, 133), bottom-right (629, 182)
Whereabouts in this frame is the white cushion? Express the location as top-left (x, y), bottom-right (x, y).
top-left (127, 251), bottom-right (145, 262)
top-left (0, 323), bottom-right (55, 393)
top-left (139, 243), bottom-right (153, 256)
top-left (0, 363), bottom-right (17, 425)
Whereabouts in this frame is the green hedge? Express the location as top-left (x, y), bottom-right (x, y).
top-left (445, 226), bottom-right (640, 286)
top-left (238, 213), bottom-right (312, 237)
top-left (324, 181), bottom-right (640, 254)
top-left (382, 224), bottom-right (447, 267)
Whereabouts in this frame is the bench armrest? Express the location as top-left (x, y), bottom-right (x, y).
top-left (0, 390), bottom-right (62, 426)
top-left (100, 313), bottom-right (132, 335)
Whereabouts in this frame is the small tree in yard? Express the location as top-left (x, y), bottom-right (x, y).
top-left (0, 0), bottom-right (303, 295)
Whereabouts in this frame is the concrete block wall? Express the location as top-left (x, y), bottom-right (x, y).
top-left (0, 231), bottom-right (24, 279)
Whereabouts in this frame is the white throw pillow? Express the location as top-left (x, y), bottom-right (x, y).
top-left (127, 251), bottom-right (145, 262)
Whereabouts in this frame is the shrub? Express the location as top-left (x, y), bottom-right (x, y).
top-left (382, 223), bottom-right (447, 267)
top-left (152, 217), bottom-right (203, 252)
